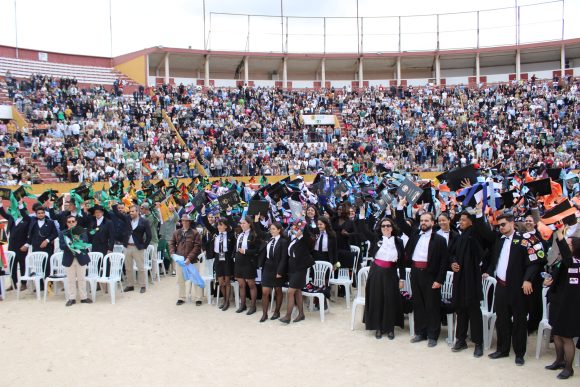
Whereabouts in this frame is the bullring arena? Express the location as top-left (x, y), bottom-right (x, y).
top-left (1, 1), bottom-right (580, 386)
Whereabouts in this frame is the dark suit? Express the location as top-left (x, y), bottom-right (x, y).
top-left (449, 225), bottom-right (485, 345)
top-left (0, 205), bottom-right (31, 286)
top-left (476, 216), bottom-right (544, 357)
top-left (119, 216), bottom-right (152, 250)
top-left (396, 209), bottom-right (449, 340)
top-left (26, 215), bottom-right (58, 282)
top-left (87, 217), bottom-right (115, 255)
top-left (205, 229), bottom-right (236, 277)
top-left (304, 226), bottom-right (338, 265)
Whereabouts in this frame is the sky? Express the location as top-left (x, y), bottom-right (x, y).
top-left (0, 0), bottom-right (578, 57)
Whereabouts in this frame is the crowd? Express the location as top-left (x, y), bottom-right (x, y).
top-left (0, 158), bottom-right (579, 379)
top-left (1, 72), bottom-right (579, 185)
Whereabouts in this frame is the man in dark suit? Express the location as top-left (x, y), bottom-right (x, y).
top-left (115, 204), bottom-right (152, 293)
top-left (24, 206), bottom-right (58, 285)
top-left (58, 215), bottom-right (92, 306)
top-left (449, 211), bottom-right (485, 358)
top-left (396, 198), bottom-right (449, 348)
top-left (0, 200), bottom-right (31, 290)
top-left (476, 211), bottom-right (544, 366)
top-left (48, 200), bottom-right (90, 230)
top-left (87, 205), bottom-right (114, 256)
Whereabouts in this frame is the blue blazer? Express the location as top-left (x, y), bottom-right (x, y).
top-left (58, 230), bottom-right (90, 267)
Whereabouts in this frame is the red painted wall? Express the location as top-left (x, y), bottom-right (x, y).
top-left (0, 45), bottom-right (112, 67)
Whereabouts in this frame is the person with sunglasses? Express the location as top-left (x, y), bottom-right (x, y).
top-left (476, 209), bottom-right (545, 366)
top-left (59, 215), bottom-right (92, 306)
top-left (357, 212), bottom-right (405, 340)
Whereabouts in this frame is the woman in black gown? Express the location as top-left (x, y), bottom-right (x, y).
top-left (204, 217), bottom-right (236, 311)
top-left (257, 222), bottom-right (288, 322)
top-left (358, 214), bottom-right (405, 339)
top-left (279, 221), bottom-right (314, 324)
top-left (233, 215), bottom-right (262, 315)
top-left (544, 224), bottom-right (580, 380)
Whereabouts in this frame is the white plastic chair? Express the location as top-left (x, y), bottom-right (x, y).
top-left (0, 251), bottom-right (15, 299)
top-left (361, 241), bottom-right (372, 267)
top-left (156, 251), bottom-right (166, 281)
top-left (199, 254), bottom-right (215, 304)
top-left (350, 266), bottom-right (370, 330)
top-left (113, 244), bottom-right (124, 253)
top-left (96, 253), bottom-right (125, 304)
top-left (134, 245), bottom-right (154, 288)
top-left (403, 267), bottom-right (415, 337)
top-left (44, 252), bottom-right (68, 302)
top-left (215, 280), bottom-right (240, 309)
top-left (441, 271), bottom-right (455, 345)
top-left (304, 261), bottom-right (333, 322)
top-left (329, 245), bottom-right (360, 309)
top-left (17, 252), bottom-right (48, 301)
top-left (481, 276), bottom-right (497, 350)
top-left (86, 252), bottom-right (103, 301)
top-left (536, 287), bottom-right (552, 359)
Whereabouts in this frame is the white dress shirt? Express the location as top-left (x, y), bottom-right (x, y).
top-left (214, 232), bottom-right (228, 253)
top-left (315, 231), bottom-right (328, 252)
top-left (437, 229), bottom-right (450, 245)
top-left (96, 217), bottom-right (104, 227)
top-left (496, 232), bottom-right (514, 281)
top-left (412, 229), bottom-right (432, 262)
top-left (266, 235), bottom-right (281, 259)
top-left (288, 235), bottom-right (302, 257)
top-left (375, 236), bottom-right (398, 262)
top-left (128, 218), bottom-right (139, 244)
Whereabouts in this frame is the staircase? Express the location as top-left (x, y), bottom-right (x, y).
top-left (17, 145), bottom-right (59, 183)
top-left (332, 106), bottom-right (346, 137)
top-left (0, 77), bottom-right (11, 105)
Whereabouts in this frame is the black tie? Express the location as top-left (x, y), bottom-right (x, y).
top-left (269, 238), bottom-right (275, 259)
top-left (238, 232), bottom-right (245, 249)
top-left (317, 232), bottom-right (324, 252)
top-left (219, 233), bottom-right (224, 253)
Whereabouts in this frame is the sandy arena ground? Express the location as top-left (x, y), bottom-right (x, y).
top-left (0, 276), bottom-right (571, 387)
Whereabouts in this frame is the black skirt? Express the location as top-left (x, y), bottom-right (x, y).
top-left (363, 263), bottom-right (404, 332)
top-left (214, 258), bottom-right (234, 277)
top-left (234, 253), bottom-right (257, 280)
top-left (551, 273), bottom-right (580, 338)
top-left (262, 261), bottom-right (285, 288)
top-left (288, 268), bottom-right (308, 289)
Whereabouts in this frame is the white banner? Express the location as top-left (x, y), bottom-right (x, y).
top-left (302, 114), bottom-right (336, 126)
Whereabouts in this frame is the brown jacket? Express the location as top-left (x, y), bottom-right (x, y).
top-left (169, 227), bottom-right (202, 263)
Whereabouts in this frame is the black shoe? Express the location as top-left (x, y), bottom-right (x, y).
top-left (65, 300), bottom-right (76, 307)
top-left (270, 313), bottom-right (280, 320)
top-left (140, 287), bottom-right (146, 294)
top-left (123, 286), bottom-right (134, 292)
top-left (218, 303), bottom-right (224, 309)
top-left (259, 315), bottom-right (268, 323)
top-left (246, 306), bottom-right (256, 315)
top-left (515, 357), bottom-right (525, 366)
top-left (221, 303), bottom-right (230, 311)
top-left (235, 305), bottom-right (247, 313)
top-left (387, 332), bottom-right (395, 340)
top-left (279, 317), bottom-right (290, 324)
top-left (195, 301), bottom-right (202, 306)
top-left (545, 361), bottom-right (566, 370)
top-left (557, 369), bottom-right (574, 380)
top-left (474, 344), bottom-right (483, 358)
top-left (452, 341), bottom-right (468, 352)
top-left (410, 336), bottom-right (426, 343)
top-left (488, 351), bottom-right (509, 359)
top-left (375, 330), bottom-right (383, 339)
top-left (176, 300), bottom-right (185, 306)
top-left (80, 299), bottom-right (92, 304)
top-left (293, 315), bottom-right (305, 323)
top-left (428, 339), bottom-right (438, 348)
